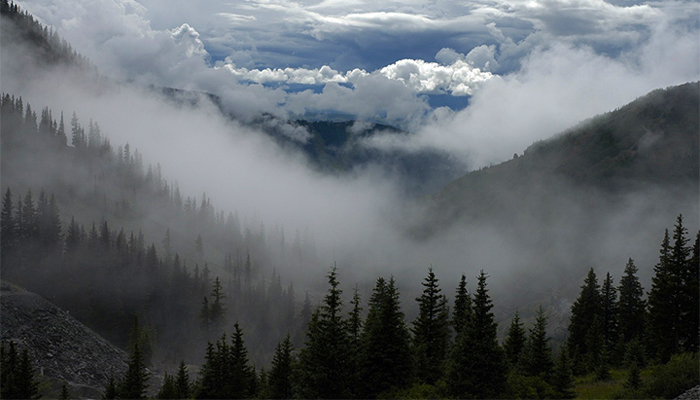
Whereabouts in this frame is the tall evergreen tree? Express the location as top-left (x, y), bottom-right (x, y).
top-left (567, 268), bottom-right (602, 373)
top-left (504, 310), bottom-right (527, 367)
top-left (412, 267), bottom-right (450, 385)
top-left (347, 284), bottom-right (363, 398)
top-left (552, 348), bottom-right (576, 399)
top-left (682, 231), bottom-right (700, 352)
top-left (360, 276), bottom-right (412, 398)
top-left (209, 277), bottom-right (227, 334)
top-left (196, 342), bottom-right (218, 399)
top-left (103, 376), bottom-right (118, 399)
top-left (523, 306), bottom-right (554, 380)
top-left (268, 335), bottom-right (293, 399)
top-left (225, 322), bottom-right (255, 399)
top-left (601, 272), bottom-right (618, 349)
top-left (119, 342), bottom-right (149, 399)
top-left (0, 342), bottom-right (39, 400)
top-left (617, 258), bottom-right (645, 344)
top-left (175, 360), bottom-right (191, 399)
top-left (446, 271), bottom-right (506, 399)
top-left (452, 274), bottom-right (472, 338)
top-left (1, 188), bottom-right (16, 265)
top-left (296, 267), bottom-right (351, 399)
top-left (647, 228), bottom-right (678, 362)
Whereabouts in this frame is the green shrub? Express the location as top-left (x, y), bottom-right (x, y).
top-left (643, 352), bottom-right (699, 399)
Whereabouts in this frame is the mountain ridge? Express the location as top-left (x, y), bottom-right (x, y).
top-left (415, 82), bottom-right (699, 237)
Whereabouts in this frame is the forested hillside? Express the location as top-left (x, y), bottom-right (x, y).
top-left (422, 82), bottom-right (699, 234)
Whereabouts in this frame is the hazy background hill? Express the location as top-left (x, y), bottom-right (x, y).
top-left (421, 82), bottom-right (699, 233)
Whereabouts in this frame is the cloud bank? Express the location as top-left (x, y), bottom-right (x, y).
top-left (17, 0), bottom-right (699, 132)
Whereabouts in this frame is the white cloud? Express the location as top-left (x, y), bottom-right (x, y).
top-left (369, 17), bottom-right (700, 168)
top-left (220, 56), bottom-right (494, 97)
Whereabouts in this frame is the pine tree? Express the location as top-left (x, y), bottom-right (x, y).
top-left (682, 231), bottom-right (700, 352)
top-left (601, 272), bottom-right (618, 349)
top-left (504, 310), bottom-right (527, 367)
top-left (102, 375), bottom-right (118, 399)
top-left (647, 228), bottom-right (678, 362)
top-left (64, 216), bottom-right (82, 256)
top-left (196, 342), bottom-right (218, 399)
top-left (523, 305), bottom-right (554, 380)
top-left (412, 267), bottom-right (450, 385)
top-left (296, 267), bottom-right (351, 399)
top-left (617, 258), bottom-right (645, 344)
top-left (225, 322), bottom-right (255, 399)
top-left (174, 361), bottom-right (190, 399)
top-left (552, 348), bottom-right (576, 399)
top-left (1, 188), bottom-right (16, 264)
top-left (119, 342), bottom-right (149, 399)
top-left (268, 335), bottom-right (294, 399)
top-left (347, 284), bottom-right (363, 398)
top-left (0, 342), bottom-right (39, 400)
top-left (359, 276), bottom-right (412, 398)
top-left (567, 268), bottom-right (602, 373)
top-left (446, 271), bottom-right (506, 399)
top-left (60, 383), bottom-right (70, 400)
top-left (209, 277), bottom-right (227, 334)
top-left (157, 373), bottom-right (178, 399)
top-left (452, 274), bottom-right (472, 338)
top-left (624, 362), bottom-right (642, 390)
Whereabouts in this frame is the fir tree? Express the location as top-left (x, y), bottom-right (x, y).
top-left (647, 228), bottom-right (678, 362)
top-left (412, 267), bottom-right (450, 385)
top-left (446, 271), bottom-right (506, 399)
top-left (624, 362), bottom-right (642, 390)
top-left (196, 342), bottom-right (218, 399)
top-left (504, 310), bottom-right (527, 367)
top-left (119, 342), bottom-right (149, 399)
top-left (225, 323), bottom-right (255, 399)
top-left (347, 284), bottom-right (363, 398)
top-left (102, 376), bottom-right (118, 400)
top-left (552, 348), bottom-right (576, 399)
top-left (296, 267), bottom-right (351, 399)
top-left (59, 383), bottom-right (70, 400)
top-left (567, 268), bottom-right (602, 373)
top-left (175, 360), bottom-right (190, 399)
top-left (268, 335), bottom-right (294, 399)
top-left (360, 276), bottom-right (412, 398)
top-left (617, 258), bottom-right (645, 344)
top-left (452, 274), bottom-right (472, 338)
top-left (157, 373), bottom-right (178, 399)
top-left (601, 272), bottom-right (618, 349)
top-left (0, 342), bottom-right (39, 400)
top-left (523, 305), bottom-right (554, 380)
top-left (209, 277), bottom-right (227, 334)
top-left (683, 231), bottom-right (700, 352)
top-left (1, 188), bottom-right (16, 264)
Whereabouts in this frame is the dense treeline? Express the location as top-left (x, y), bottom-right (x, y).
top-left (0, 94), bottom-right (312, 365)
top-left (106, 217), bottom-right (693, 400)
top-left (0, 0), bottom-right (93, 71)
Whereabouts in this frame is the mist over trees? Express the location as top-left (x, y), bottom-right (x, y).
top-left (1, 2), bottom-right (699, 399)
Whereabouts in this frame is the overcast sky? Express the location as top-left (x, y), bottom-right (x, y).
top-left (16, 0), bottom-right (700, 164)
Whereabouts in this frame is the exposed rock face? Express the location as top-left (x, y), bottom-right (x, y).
top-left (676, 385), bottom-right (700, 400)
top-left (0, 281), bottom-right (128, 391)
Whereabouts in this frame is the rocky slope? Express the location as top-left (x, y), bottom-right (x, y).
top-left (1, 281), bottom-right (128, 397)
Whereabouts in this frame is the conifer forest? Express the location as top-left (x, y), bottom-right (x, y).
top-left (1, 1), bottom-right (699, 399)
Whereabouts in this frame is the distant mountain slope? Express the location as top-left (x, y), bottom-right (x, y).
top-left (154, 86), bottom-right (467, 196)
top-left (1, 281), bottom-right (128, 397)
top-left (415, 82), bottom-right (699, 236)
